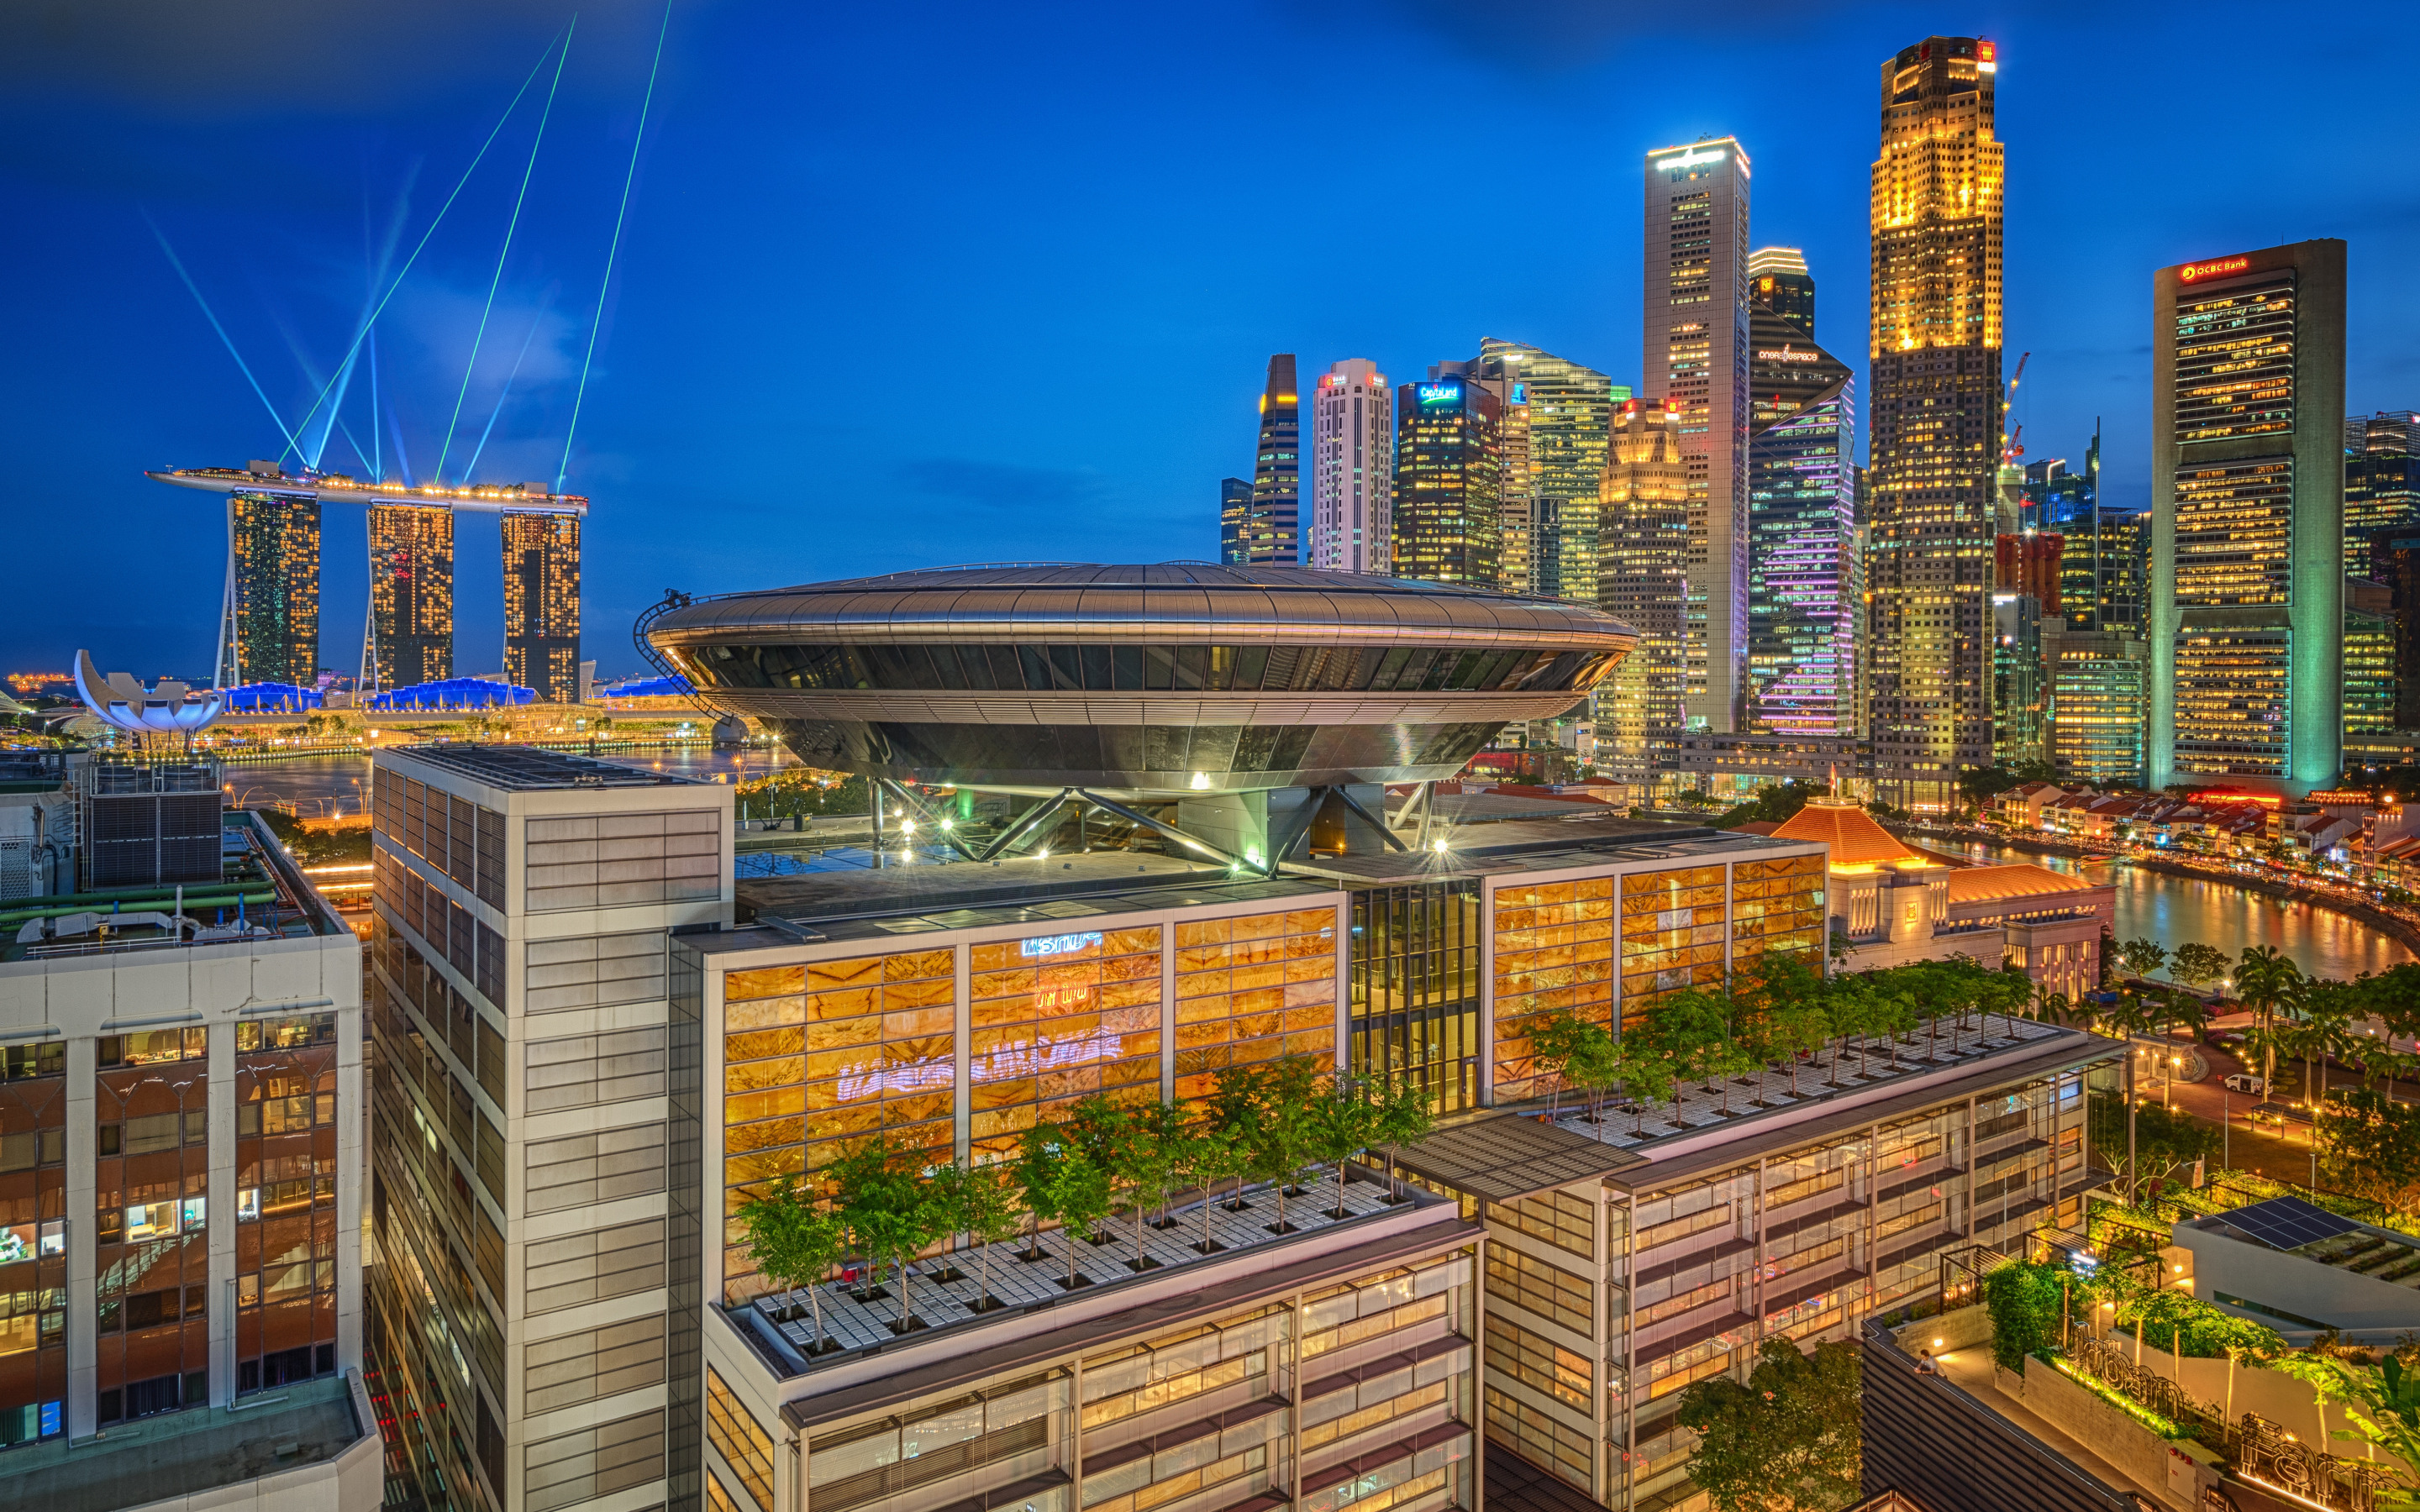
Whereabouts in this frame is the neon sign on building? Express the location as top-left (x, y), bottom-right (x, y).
top-left (2179, 255), bottom-right (2252, 283)
top-left (1417, 383), bottom-right (1461, 407)
top-left (1020, 931), bottom-right (1103, 958)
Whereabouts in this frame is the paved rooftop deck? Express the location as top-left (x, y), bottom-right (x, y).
top-left (742, 1167), bottom-right (1418, 1373)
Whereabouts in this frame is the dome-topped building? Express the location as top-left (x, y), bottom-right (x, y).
top-left (645, 563), bottom-right (1634, 796)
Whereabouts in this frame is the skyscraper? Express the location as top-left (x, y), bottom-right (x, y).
top-left (1239, 354), bottom-right (1300, 564)
top-left (1218, 476), bottom-right (1252, 564)
top-left (223, 491), bottom-right (321, 687)
top-left (1475, 339), bottom-right (1618, 605)
top-left (1744, 264), bottom-right (1857, 736)
top-left (1597, 398), bottom-right (1691, 783)
top-left (2345, 412), bottom-right (2420, 580)
top-left (366, 502), bottom-right (455, 692)
top-left (1307, 360), bottom-right (1393, 574)
top-left (1866, 36), bottom-right (2005, 810)
top-left (1645, 139), bottom-right (1752, 732)
top-left (1748, 246), bottom-right (1815, 338)
top-left (2149, 240), bottom-right (2348, 795)
top-left (1390, 365), bottom-right (1502, 587)
top-left (502, 511), bottom-right (582, 701)
top-left (2346, 575), bottom-right (2396, 740)
top-left (1493, 379), bottom-right (1534, 596)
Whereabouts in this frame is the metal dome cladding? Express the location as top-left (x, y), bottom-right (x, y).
top-left (644, 563), bottom-right (1636, 795)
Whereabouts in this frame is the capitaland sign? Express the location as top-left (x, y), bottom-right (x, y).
top-left (2179, 255), bottom-right (2252, 283)
top-left (1654, 145), bottom-right (1727, 171)
top-left (1417, 382), bottom-right (1461, 406)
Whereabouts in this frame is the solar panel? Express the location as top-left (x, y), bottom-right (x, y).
top-left (2220, 1195), bottom-right (2360, 1251)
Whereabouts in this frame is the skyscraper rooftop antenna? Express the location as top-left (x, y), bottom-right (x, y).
top-left (558, 1), bottom-right (671, 495)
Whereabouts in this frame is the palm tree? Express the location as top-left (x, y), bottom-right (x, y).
top-left (2237, 945), bottom-right (2304, 1096)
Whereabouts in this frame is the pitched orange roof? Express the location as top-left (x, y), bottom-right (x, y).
top-left (1770, 798), bottom-right (1923, 865)
top-left (1944, 864), bottom-right (2093, 903)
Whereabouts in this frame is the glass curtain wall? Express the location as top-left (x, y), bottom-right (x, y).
top-left (1349, 882), bottom-right (1481, 1114)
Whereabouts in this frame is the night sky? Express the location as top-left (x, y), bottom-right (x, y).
top-left (4, 1), bottom-right (2414, 681)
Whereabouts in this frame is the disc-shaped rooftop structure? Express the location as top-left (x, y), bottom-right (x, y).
top-left (644, 564), bottom-right (1634, 796)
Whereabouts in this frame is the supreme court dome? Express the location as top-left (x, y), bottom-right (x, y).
top-left (644, 563), bottom-right (1634, 795)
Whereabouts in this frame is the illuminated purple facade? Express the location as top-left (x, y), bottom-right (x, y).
top-left (1744, 291), bottom-right (1858, 736)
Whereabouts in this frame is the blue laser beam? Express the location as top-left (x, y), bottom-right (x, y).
top-left (279, 31), bottom-right (566, 465)
top-left (145, 214), bottom-right (301, 455)
top-left (438, 19), bottom-right (573, 486)
top-left (461, 299), bottom-right (552, 484)
top-left (559, 1), bottom-right (671, 494)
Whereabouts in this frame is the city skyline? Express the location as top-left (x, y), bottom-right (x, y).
top-left (7, 5), bottom-right (2416, 675)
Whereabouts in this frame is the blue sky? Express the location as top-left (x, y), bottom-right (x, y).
top-left (4, 0), bottom-right (2415, 680)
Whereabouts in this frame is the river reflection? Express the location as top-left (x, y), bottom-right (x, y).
top-left (1945, 841), bottom-right (2413, 984)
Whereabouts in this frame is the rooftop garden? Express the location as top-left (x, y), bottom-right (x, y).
top-left (730, 1056), bottom-right (1435, 1371)
top-left (1523, 954), bottom-right (2070, 1147)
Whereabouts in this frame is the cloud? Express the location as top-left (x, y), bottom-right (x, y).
top-left (0, 0), bottom-right (676, 117)
top-left (900, 459), bottom-right (1108, 512)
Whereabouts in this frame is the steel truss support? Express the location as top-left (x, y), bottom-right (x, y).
top-left (1329, 786), bottom-right (1407, 853)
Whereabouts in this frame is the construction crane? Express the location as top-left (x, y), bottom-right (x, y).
top-left (2000, 351), bottom-right (2031, 465)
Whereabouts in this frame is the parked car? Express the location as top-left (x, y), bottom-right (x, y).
top-left (2223, 1073), bottom-right (2265, 1093)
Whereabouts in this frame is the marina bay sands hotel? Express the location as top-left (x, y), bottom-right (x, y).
top-left (150, 462), bottom-right (587, 701)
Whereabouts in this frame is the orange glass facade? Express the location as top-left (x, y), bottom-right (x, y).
top-left (1490, 880), bottom-right (1616, 1102)
top-left (715, 906), bottom-right (1339, 1304)
top-left (1171, 909), bottom-right (1337, 1100)
top-left (1619, 865), bottom-right (1728, 1016)
top-left (1728, 854), bottom-right (1827, 966)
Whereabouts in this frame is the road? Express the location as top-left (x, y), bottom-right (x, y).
top-left (2128, 1021), bottom-right (2419, 1187)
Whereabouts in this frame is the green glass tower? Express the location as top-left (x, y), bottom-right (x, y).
top-left (1474, 339), bottom-right (1616, 605)
top-left (2149, 240), bottom-right (2347, 795)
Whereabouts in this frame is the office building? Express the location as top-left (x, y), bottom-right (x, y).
top-left (2091, 507), bottom-right (2147, 630)
top-left (1748, 245), bottom-right (1814, 338)
top-left (1991, 592), bottom-right (2047, 768)
top-left (224, 491), bottom-right (323, 690)
top-left (1218, 476), bottom-right (1252, 565)
top-left (1645, 139), bottom-right (1753, 732)
top-left (0, 753), bottom-right (378, 1507)
top-left (1476, 340), bottom-right (1618, 606)
top-left (1398, 1015), bottom-right (2113, 1509)
top-left (628, 560), bottom-right (2139, 1512)
top-left (1866, 37), bottom-right (2005, 811)
top-left (2373, 527), bottom-right (2420, 729)
top-left (366, 744), bottom-right (733, 1512)
top-left (2045, 625), bottom-right (2149, 786)
top-left (1995, 533), bottom-right (2062, 613)
top-left (2149, 240), bottom-right (2349, 795)
top-left (1238, 355), bottom-right (1301, 565)
top-left (710, 1143), bottom-right (1482, 1512)
top-left (1597, 400), bottom-right (1692, 785)
top-left (2346, 412), bottom-right (2420, 580)
top-left (2348, 575), bottom-right (2396, 739)
top-left (1307, 359), bottom-right (1393, 575)
top-left (366, 502), bottom-right (455, 694)
top-left (1744, 271), bottom-right (1857, 737)
top-left (1393, 368), bottom-right (1505, 588)
top-left (1494, 375), bottom-right (1536, 596)
top-left (502, 511), bottom-right (582, 702)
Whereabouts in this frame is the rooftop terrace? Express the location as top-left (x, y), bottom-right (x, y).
top-left (10, 1372), bottom-right (371, 1512)
top-left (728, 850), bottom-right (1334, 942)
top-left (2, 811), bottom-right (351, 964)
top-left (380, 741), bottom-right (705, 790)
top-left (737, 1169), bottom-right (1441, 1380)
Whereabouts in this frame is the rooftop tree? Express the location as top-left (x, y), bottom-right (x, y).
top-left (734, 1173), bottom-right (845, 1352)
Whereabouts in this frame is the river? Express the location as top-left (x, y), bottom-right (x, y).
top-left (1942, 840), bottom-right (2413, 984)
